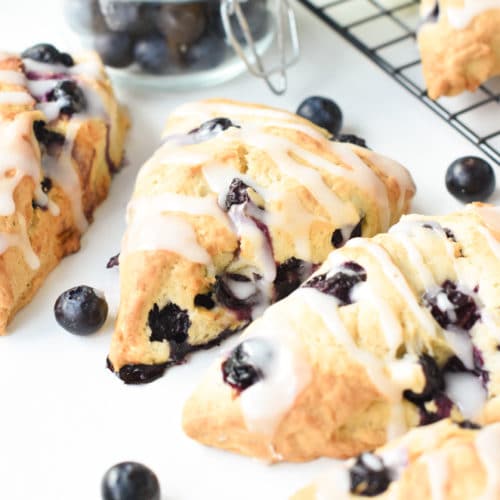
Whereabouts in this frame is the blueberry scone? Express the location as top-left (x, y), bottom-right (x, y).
top-left (0, 43), bottom-right (128, 332)
top-left (293, 419), bottom-right (500, 499)
top-left (418, 0), bottom-right (500, 99)
top-left (107, 99), bottom-right (415, 384)
top-left (182, 204), bottom-right (500, 462)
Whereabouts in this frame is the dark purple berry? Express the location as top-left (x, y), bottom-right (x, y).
top-left (101, 461), bottom-right (160, 500)
top-left (183, 33), bottom-right (227, 70)
top-left (423, 280), bottom-right (479, 331)
top-left (134, 34), bottom-right (169, 74)
top-left (54, 285), bottom-right (108, 335)
top-left (41, 177), bottom-right (52, 194)
top-left (194, 293), bottom-right (215, 310)
top-left (349, 453), bottom-right (391, 496)
top-left (331, 219), bottom-right (363, 248)
top-left (304, 261), bottom-right (367, 305)
top-left (94, 32), bottom-right (134, 68)
top-left (189, 118), bottom-right (239, 142)
top-left (457, 420), bottom-right (481, 430)
top-left (274, 258), bottom-right (314, 301)
top-left (445, 156), bottom-right (496, 203)
top-left (49, 80), bottom-right (87, 116)
top-left (296, 96), bottom-right (343, 136)
top-left (21, 43), bottom-right (74, 67)
top-left (106, 254), bottom-right (120, 268)
top-left (224, 178), bottom-right (250, 210)
top-left (33, 120), bottom-right (65, 155)
top-left (214, 273), bottom-right (260, 312)
top-left (419, 393), bottom-right (454, 426)
top-left (403, 354), bottom-right (444, 405)
top-left (156, 4), bottom-right (206, 45)
top-left (148, 302), bottom-right (190, 344)
top-left (107, 358), bottom-right (168, 385)
top-left (222, 338), bottom-right (273, 392)
top-left (337, 134), bottom-right (367, 148)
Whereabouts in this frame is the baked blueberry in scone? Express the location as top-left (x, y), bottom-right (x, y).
top-left (182, 204), bottom-right (500, 462)
top-left (107, 98), bottom-right (416, 384)
top-left (0, 43), bottom-right (128, 332)
top-left (418, 0), bottom-right (500, 98)
top-left (292, 419), bottom-right (500, 499)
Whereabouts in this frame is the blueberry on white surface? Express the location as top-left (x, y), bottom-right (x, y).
top-left (296, 96), bottom-right (343, 136)
top-left (445, 156), bottom-right (496, 203)
top-left (101, 462), bottom-right (160, 500)
top-left (133, 34), bottom-right (169, 74)
top-left (54, 285), bottom-right (108, 335)
top-left (94, 32), bottom-right (134, 68)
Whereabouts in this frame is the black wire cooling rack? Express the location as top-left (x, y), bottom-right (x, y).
top-left (297, 0), bottom-right (500, 165)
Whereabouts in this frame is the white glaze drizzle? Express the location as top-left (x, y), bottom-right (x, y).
top-left (0, 214), bottom-right (40, 269)
top-left (0, 91), bottom-right (34, 105)
top-left (239, 300), bottom-right (311, 434)
top-left (445, 372), bottom-right (487, 420)
top-left (475, 423), bottom-right (500, 500)
top-left (446, 0), bottom-right (500, 29)
top-left (0, 70), bottom-right (27, 86)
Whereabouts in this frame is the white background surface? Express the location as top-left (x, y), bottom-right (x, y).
top-left (0, 1), bottom-right (498, 499)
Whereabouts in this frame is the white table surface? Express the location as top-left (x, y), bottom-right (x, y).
top-left (0, 1), bottom-right (498, 500)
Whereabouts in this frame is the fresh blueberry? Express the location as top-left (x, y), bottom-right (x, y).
top-left (222, 337), bottom-right (273, 392)
top-left (64, 0), bottom-right (107, 34)
top-left (445, 156), bottom-right (496, 203)
top-left (296, 96), bottom-right (343, 136)
top-left (224, 178), bottom-right (251, 210)
top-left (54, 285), bottom-right (108, 335)
top-left (94, 32), bottom-right (134, 68)
top-left (337, 134), bottom-right (368, 148)
top-left (101, 461), bottom-right (160, 500)
top-left (183, 33), bottom-right (227, 71)
top-left (214, 273), bottom-right (261, 312)
top-left (148, 302), bottom-right (190, 344)
top-left (194, 293), bottom-right (215, 310)
top-left (49, 80), bottom-right (87, 116)
top-left (156, 4), bottom-right (206, 45)
top-left (21, 43), bottom-right (74, 67)
top-left (189, 118), bottom-right (239, 143)
top-left (304, 261), bottom-right (367, 305)
top-left (423, 280), bottom-right (479, 331)
top-left (100, 1), bottom-right (154, 34)
top-left (331, 219), bottom-right (363, 248)
top-left (134, 34), bottom-right (169, 74)
top-left (274, 258), bottom-right (314, 301)
top-left (349, 453), bottom-right (391, 496)
top-left (403, 354), bottom-right (444, 405)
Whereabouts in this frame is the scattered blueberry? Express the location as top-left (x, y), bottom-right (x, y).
top-left (423, 280), bottom-right (479, 331)
top-left (224, 178), bottom-right (251, 210)
top-left (274, 258), bottom-right (314, 301)
top-left (222, 337), bottom-right (273, 392)
top-left (331, 219), bottom-right (363, 248)
top-left (94, 32), bottom-right (134, 68)
top-left (337, 134), bottom-right (367, 148)
top-left (183, 32), bottom-right (227, 71)
top-left (156, 4), bottom-right (206, 45)
top-left (194, 293), bottom-right (215, 310)
top-left (304, 261), bottom-right (367, 305)
top-left (189, 118), bottom-right (239, 143)
top-left (457, 420), bottom-right (481, 430)
top-left (403, 354), bottom-right (444, 405)
top-left (349, 453), bottom-right (391, 496)
top-left (214, 273), bottom-right (261, 312)
top-left (49, 80), bottom-right (87, 116)
top-left (33, 120), bottom-right (65, 154)
top-left (21, 43), bottom-right (74, 67)
top-left (64, 0), bottom-right (107, 34)
top-left (133, 34), bottom-right (169, 74)
top-left (445, 156), bottom-right (496, 203)
top-left (54, 285), bottom-right (108, 335)
top-left (101, 461), bottom-right (160, 500)
top-left (148, 302), bottom-right (191, 344)
top-left (296, 96), bottom-right (343, 136)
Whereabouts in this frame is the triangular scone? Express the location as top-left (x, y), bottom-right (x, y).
top-left (293, 419), bottom-right (500, 499)
top-left (0, 45), bottom-right (128, 332)
top-left (182, 204), bottom-right (500, 462)
top-left (107, 99), bottom-right (415, 384)
top-left (418, 0), bottom-right (500, 98)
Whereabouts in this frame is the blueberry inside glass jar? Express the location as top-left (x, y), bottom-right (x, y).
top-left (63, 0), bottom-right (298, 92)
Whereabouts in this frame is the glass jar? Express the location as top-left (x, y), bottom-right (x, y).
top-left (63, 0), bottom-right (299, 93)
